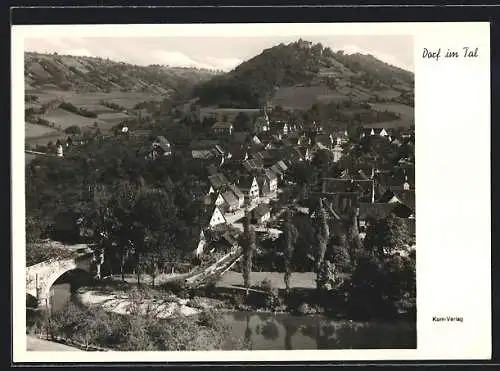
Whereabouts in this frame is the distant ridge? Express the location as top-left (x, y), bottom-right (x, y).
top-left (25, 51), bottom-right (221, 99)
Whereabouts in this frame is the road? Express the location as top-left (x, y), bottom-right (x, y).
top-left (26, 335), bottom-right (83, 351)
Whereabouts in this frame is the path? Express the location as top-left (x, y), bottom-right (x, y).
top-left (26, 336), bottom-right (83, 351)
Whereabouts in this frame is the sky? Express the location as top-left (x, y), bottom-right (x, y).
top-left (24, 35), bottom-right (414, 72)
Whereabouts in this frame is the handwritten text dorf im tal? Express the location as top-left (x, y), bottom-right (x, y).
top-left (422, 47), bottom-right (479, 61)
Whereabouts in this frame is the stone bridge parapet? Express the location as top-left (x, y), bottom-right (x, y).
top-left (26, 252), bottom-right (97, 309)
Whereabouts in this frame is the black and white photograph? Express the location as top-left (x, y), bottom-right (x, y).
top-left (22, 31), bottom-right (416, 352)
top-left (12, 21), bottom-right (490, 362)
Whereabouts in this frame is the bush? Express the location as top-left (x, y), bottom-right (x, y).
top-left (258, 278), bottom-right (273, 293)
top-left (29, 300), bottom-right (248, 351)
top-left (64, 125), bottom-right (81, 135)
top-left (296, 302), bottom-right (317, 315)
top-left (59, 102), bottom-right (98, 118)
top-left (162, 280), bottom-right (190, 299)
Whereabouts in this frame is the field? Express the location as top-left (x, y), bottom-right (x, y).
top-left (362, 119), bottom-right (414, 129)
top-left (272, 86), bottom-right (349, 109)
top-left (199, 107), bottom-right (261, 121)
top-left (25, 153), bottom-right (38, 166)
top-left (216, 271), bottom-right (317, 290)
top-left (25, 132), bottom-right (66, 147)
top-left (41, 108), bottom-right (106, 130)
top-left (26, 89), bottom-right (163, 109)
top-left (77, 103), bottom-right (117, 114)
top-left (98, 111), bottom-right (133, 124)
top-left (25, 123), bottom-right (59, 138)
top-left (374, 89), bottom-right (402, 100)
top-left (369, 102), bottom-right (414, 119)
top-left (217, 271), bottom-right (351, 290)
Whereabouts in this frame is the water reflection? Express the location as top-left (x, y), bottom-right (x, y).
top-left (222, 312), bottom-right (416, 350)
top-left (50, 283), bottom-right (72, 312)
top-left (48, 269), bottom-right (93, 312)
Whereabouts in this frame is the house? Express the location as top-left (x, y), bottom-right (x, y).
top-left (270, 163), bottom-right (284, 181)
top-left (284, 133), bottom-right (300, 146)
top-left (259, 168), bottom-right (278, 196)
top-left (221, 190), bottom-right (241, 212)
top-left (212, 121), bottom-right (234, 136)
top-left (270, 121), bottom-right (289, 136)
top-left (242, 158), bottom-right (265, 173)
top-left (190, 140), bottom-right (221, 159)
top-left (379, 188), bottom-right (415, 214)
top-left (208, 173), bottom-right (231, 192)
top-left (360, 127), bottom-right (389, 138)
top-left (254, 114), bottom-right (270, 132)
top-left (228, 183), bottom-right (245, 209)
top-left (214, 192), bottom-right (226, 208)
top-left (332, 144), bottom-right (344, 163)
top-left (321, 178), bottom-right (375, 202)
top-left (195, 229), bottom-right (208, 256)
top-left (315, 134), bottom-right (334, 148)
top-left (209, 206), bottom-right (227, 228)
top-left (333, 130), bottom-right (350, 145)
top-left (297, 146), bottom-right (313, 161)
top-left (206, 164), bottom-right (218, 176)
top-left (284, 146), bottom-right (305, 164)
top-left (236, 175), bottom-right (260, 204)
top-left (56, 144), bottom-right (64, 157)
top-left (252, 203), bottom-right (271, 224)
top-left (250, 134), bottom-right (262, 145)
top-left (276, 160), bottom-right (288, 174)
top-left (228, 146), bottom-right (249, 162)
top-left (151, 136), bottom-right (172, 158)
top-left (357, 202), bottom-right (414, 236)
top-left (192, 148), bottom-right (214, 160)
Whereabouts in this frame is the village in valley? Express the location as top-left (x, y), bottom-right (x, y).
top-left (24, 38), bottom-right (416, 351)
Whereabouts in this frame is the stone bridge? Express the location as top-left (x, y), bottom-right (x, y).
top-left (26, 249), bottom-right (101, 309)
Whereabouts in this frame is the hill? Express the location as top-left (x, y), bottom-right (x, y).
top-left (193, 39), bottom-right (414, 110)
top-left (25, 52), bottom-right (220, 98)
top-left (24, 52), bottom-right (220, 147)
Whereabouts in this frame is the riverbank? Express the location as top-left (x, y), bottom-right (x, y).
top-left (27, 335), bottom-right (84, 351)
top-left (76, 288), bottom-right (202, 318)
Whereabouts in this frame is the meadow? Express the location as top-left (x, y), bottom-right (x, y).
top-left (25, 123), bottom-right (59, 138)
top-left (369, 102), bottom-right (414, 119)
top-left (41, 108), bottom-right (105, 130)
top-left (272, 86), bottom-right (349, 110)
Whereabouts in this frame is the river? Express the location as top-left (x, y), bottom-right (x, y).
top-left (48, 282), bottom-right (416, 350)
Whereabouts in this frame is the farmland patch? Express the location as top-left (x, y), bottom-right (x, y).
top-left (362, 118), bottom-right (414, 129)
top-left (374, 89), bottom-right (402, 100)
top-left (41, 108), bottom-right (106, 129)
top-left (98, 111), bottom-right (133, 124)
top-left (272, 86), bottom-right (349, 109)
top-left (25, 123), bottom-right (60, 138)
top-left (369, 102), bottom-right (414, 118)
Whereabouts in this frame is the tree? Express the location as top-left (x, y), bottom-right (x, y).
top-left (316, 260), bottom-right (336, 292)
top-left (242, 211), bottom-right (256, 295)
top-left (64, 125), bottom-right (81, 135)
top-left (345, 207), bottom-right (362, 256)
top-left (233, 112), bottom-right (252, 132)
top-left (329, 243), bottom-right (352, 274)
top-left (132, 186), bottom-right (179, 285)
top-left (283, 209), bottom-right (298, 294)
top-left (312, 149), bottom-right (333, 170)
top-left (313, 198), bottom-right (330, 289)
top-left (363, 214), bottom-right (413, 257)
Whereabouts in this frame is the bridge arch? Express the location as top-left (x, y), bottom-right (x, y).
top-left (26, 253), bottom-right (96, 309)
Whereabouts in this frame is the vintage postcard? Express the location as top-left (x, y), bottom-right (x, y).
top-left (12, 22), bottom-right (490, 362)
